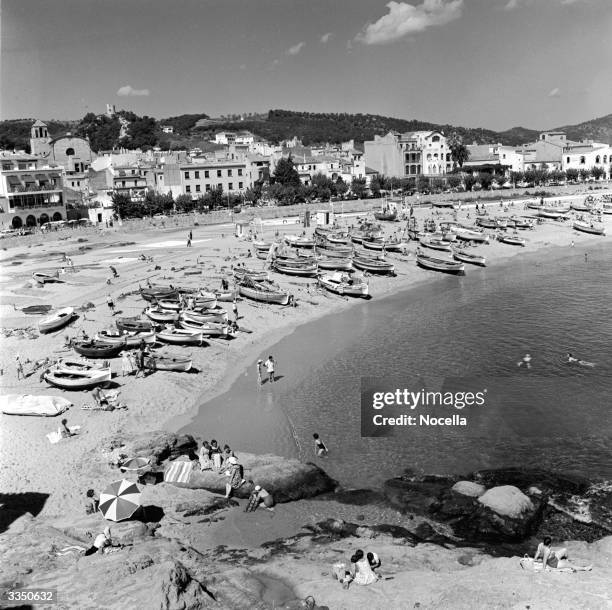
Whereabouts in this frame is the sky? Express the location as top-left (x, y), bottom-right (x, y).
top-left (1, 0), bottom-right (611, 130)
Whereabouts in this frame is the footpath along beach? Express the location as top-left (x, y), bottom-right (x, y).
top-left (1, 193), bottom-right (612, 608)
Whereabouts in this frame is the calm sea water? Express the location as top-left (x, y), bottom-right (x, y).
top-left (180, 242), bottom-right (612, 489)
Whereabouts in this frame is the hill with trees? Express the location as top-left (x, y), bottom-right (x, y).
top-left (2, 109), bottom-right (611, 153)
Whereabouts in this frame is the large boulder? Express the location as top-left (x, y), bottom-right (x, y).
top-left (180, 453), bottom-right (337, 503)
top-left (478, 486), bottom-right (534, 519)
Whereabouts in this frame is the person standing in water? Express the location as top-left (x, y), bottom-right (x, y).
top-left (264, 355), bottom-right (275, 383)
top-left (518, 353), bottom-right (532, 368)
top-left (313, 433), bottom-right (328, 456)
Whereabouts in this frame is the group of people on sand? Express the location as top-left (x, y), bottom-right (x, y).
top-left (333, 549), bottom-right (383, 589)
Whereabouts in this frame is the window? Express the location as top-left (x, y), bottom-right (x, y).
top-left (604, 156), bottom-right (608, 164)
top-left (227, 169), bottom-right (233, 177)
top-left (65, 147), bottom-right (75, 156)
top-left (196, 185), bottom-right (201, 192)
top-left (218, 183), bottom-right (222, 189)
top-left (432, 135), bottom-right (440, 143)
top-left (217, 169), bottom-right (222, 177)
top-left (186, 185), bottom-right (191, 193)
top-left (238, 168), bottom-right (243, 176)
top-left (205, 184), bottom-right (211, 192)
top-left (228, 183), bottom-right (233, 190)
top-left (239, 182), bottom-right (243, 189)
top-left (184, 171), bottom-right (190, 179)
top-left (595, 156), bottom-right (601, 164)
top-left (195, 171), bottom-right (200, 179)
top-left (204, 170), bottom-right (209, 178)
top-left (121, 181), bottom-right (126, 187)
top-left (580, 156), bottom-right (585, 164)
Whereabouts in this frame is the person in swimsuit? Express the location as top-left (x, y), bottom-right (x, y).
top-left (518, 353), bottom-right (532, 368)
top-left (533, 536), bottom-right (591, 571)
top-left (566, 353), bottom-right (578, 364)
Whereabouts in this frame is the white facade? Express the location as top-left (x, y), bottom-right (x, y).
top-left (496, 146), bottom-right (524, 173)
top-left (562, 145), bottom-right (611, 177)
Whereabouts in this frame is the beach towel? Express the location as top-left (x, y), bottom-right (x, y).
top-left (520, 557), bottom-right (576, 573)
top-left (46, 425), bottom-right (81, 444)
top-left (164, 460), bottom-right (194, 484)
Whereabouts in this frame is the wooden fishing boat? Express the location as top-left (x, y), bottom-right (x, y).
top-left (497, 234), bottom-right (526, 246)
top-left (73, 340), bottom-right (123, 359)
top-left (143, 353), bottom-right (192, 372)
top-left (452, 250), bottom-right (486, 266)
top-left (373, 210), bottom-right (398, 221)
top-left (140, 287), bottom-right (179, 302)
top-left (232, 266), bottom-right (269, 282)
top-left (95, 329), bottom-right (156, 347)
top-left (252, 240), bottom-right (273, 250)
top-left (154, 299), bottom-right (182, 311)
top-left (602, 203), bottom-right (612, 215)
top-left (54, 358), bottom-right (106, 374)
top-left (351, 256), bottom-right (395, 275)
top-left (179, 319), bottom-right (233, 337)
top-left (511, 217), bottom-right (534, 229)
top-left (213, 290), bottom-right (236, 302)
top-left (432, 201), bottom-right (457, 208)
top-left (237, 279), bottom-right (292, 305)
top-left (417, 253), bottom-right (465, 274)
top-left (314, 243), bottom-right (353, 257)
top-left (318, 273), bottom-right (369, 298)
top-left (326, 233), bottom-right (351, 245)
top-left (284, 234), bottom-right (315, 248)
top-left (454, 228), bottom-right (490, 243)
top-left (38, 307), bottom-right (75, 333)
top-left (526, 201), bottom-right (543, 210)
top-left (255, 249), bottom-right (268, 260)
top-left (14, 304), bottom-right (53, 315)
top-left (116, 317), bottom-right (154, 333)
top-left (145, 307), bottom-right (180, 323)
top-left (272, 260), bottom-right (318, 277)
top-left (573, 221), bottom-right (605, 235)
top-left (156, 327), bottom-right (205, 346)
top-left (494, 217), bottom-right (508, 229)
top-left (44, 367), bottom-right (112, 390)
top-left (476, 218), bottom-right (500, 229)
top-left (191, 295), bottom-right (218, 309)
top-left (538, 209), bottom-right (565, 219)
top-left (419, 236), bottom-right (452, 252)
top-left (571, 201), bottom-right (591, 212)
top-left (181, 309), bottom-right (229, 325)
top-left (316, 257), bottom-right (353, 271)
top-left (32, 271), bottom-right (64, 284)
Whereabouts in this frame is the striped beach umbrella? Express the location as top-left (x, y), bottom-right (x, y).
top-left (99, 479), bottom-right (142, 522)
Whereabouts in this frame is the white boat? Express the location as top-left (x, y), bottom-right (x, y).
top-left (602, 203), bottom-right (612, 215)
top-left (273, 260), bottom-right (318, 276)
top-left (44, 367), bottom-right (112, 390)
top-left (452, 250), bottom-right (486, 266)
top-left (351, 255), bottom-right (395, 274)
top-left (539, 208), bottom-right (567, 219)
top-left (417, 252), bottom-right (465, 274)
top-left (181, 308), bottom-right (228, 324)
top-left (38, 307), bottom-right (75, 333)
top-left (156, 300), bottom-right (182, 311)
top-left (95, 329), bottom-right (156, 347)
top-left (284, 234), bottom-right (315, 248)
top-left (54, 358), bottom-right (106, 374)
top-left (145, 307), bottom-right (179, 323)
top-left (157, 327), bottom-right (205, 345)
top-left (573, 221), bottom-right (605, 236)
top-left (455, 228), bottom-right (490, 243)
top-left (143, 353), bottom-right (192, 372)
top-left (497, 234), bottom-right (526, 246)
top-left (179, 319), bottom-right (233, 337)
top-left (316, 257), bottom-right (353, 271)
top-left (419, 236), bottom-right (452, 252)
top-left (318, 273), bottom-right (369, 298)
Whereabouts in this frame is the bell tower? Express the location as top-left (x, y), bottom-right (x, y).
top-left (30, 120), bottom-right (51, 157)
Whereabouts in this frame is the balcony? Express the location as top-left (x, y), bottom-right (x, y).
top-left (8, 183), bottom-right (62, 194)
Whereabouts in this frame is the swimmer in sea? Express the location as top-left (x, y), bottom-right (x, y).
top-left (566, 353), bottom-right (578, 364)
top-left (517, 353), bottom-right (532, 368)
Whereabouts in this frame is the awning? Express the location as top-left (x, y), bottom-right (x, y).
top-left (6, 176), bottom-right (21, 185)
top-left (35, 174), bottom-right (49, 181)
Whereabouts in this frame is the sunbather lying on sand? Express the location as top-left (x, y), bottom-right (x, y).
top-left (530, 536), bottom-right (592, 571)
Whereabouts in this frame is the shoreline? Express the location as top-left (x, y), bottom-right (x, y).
top-left (1, 198), bottom-right (611, 518)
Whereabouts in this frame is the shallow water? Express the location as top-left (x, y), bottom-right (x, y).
top-left (180, 242), bottom-right (612, 488)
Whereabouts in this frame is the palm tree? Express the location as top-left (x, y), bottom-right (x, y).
top-left (447, 133), bottom-right (470, 170)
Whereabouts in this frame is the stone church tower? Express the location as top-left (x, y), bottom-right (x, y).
top-left (30, 120), bottom-right (51, 158)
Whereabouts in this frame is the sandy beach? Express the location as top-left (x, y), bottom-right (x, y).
top-left (2, 193), bottom-right (612, 608)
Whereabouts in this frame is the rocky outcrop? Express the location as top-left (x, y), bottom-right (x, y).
top-left (183, 453), bottom-right (337, 503)
top-left (478, 486), bottom-right (534, 519)
top-left (452, 481), bottom-right (485, 498)
top-left (159, 560), bottom-right (213, 610)
top-left (471, 468), bottom-right (591, 495)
